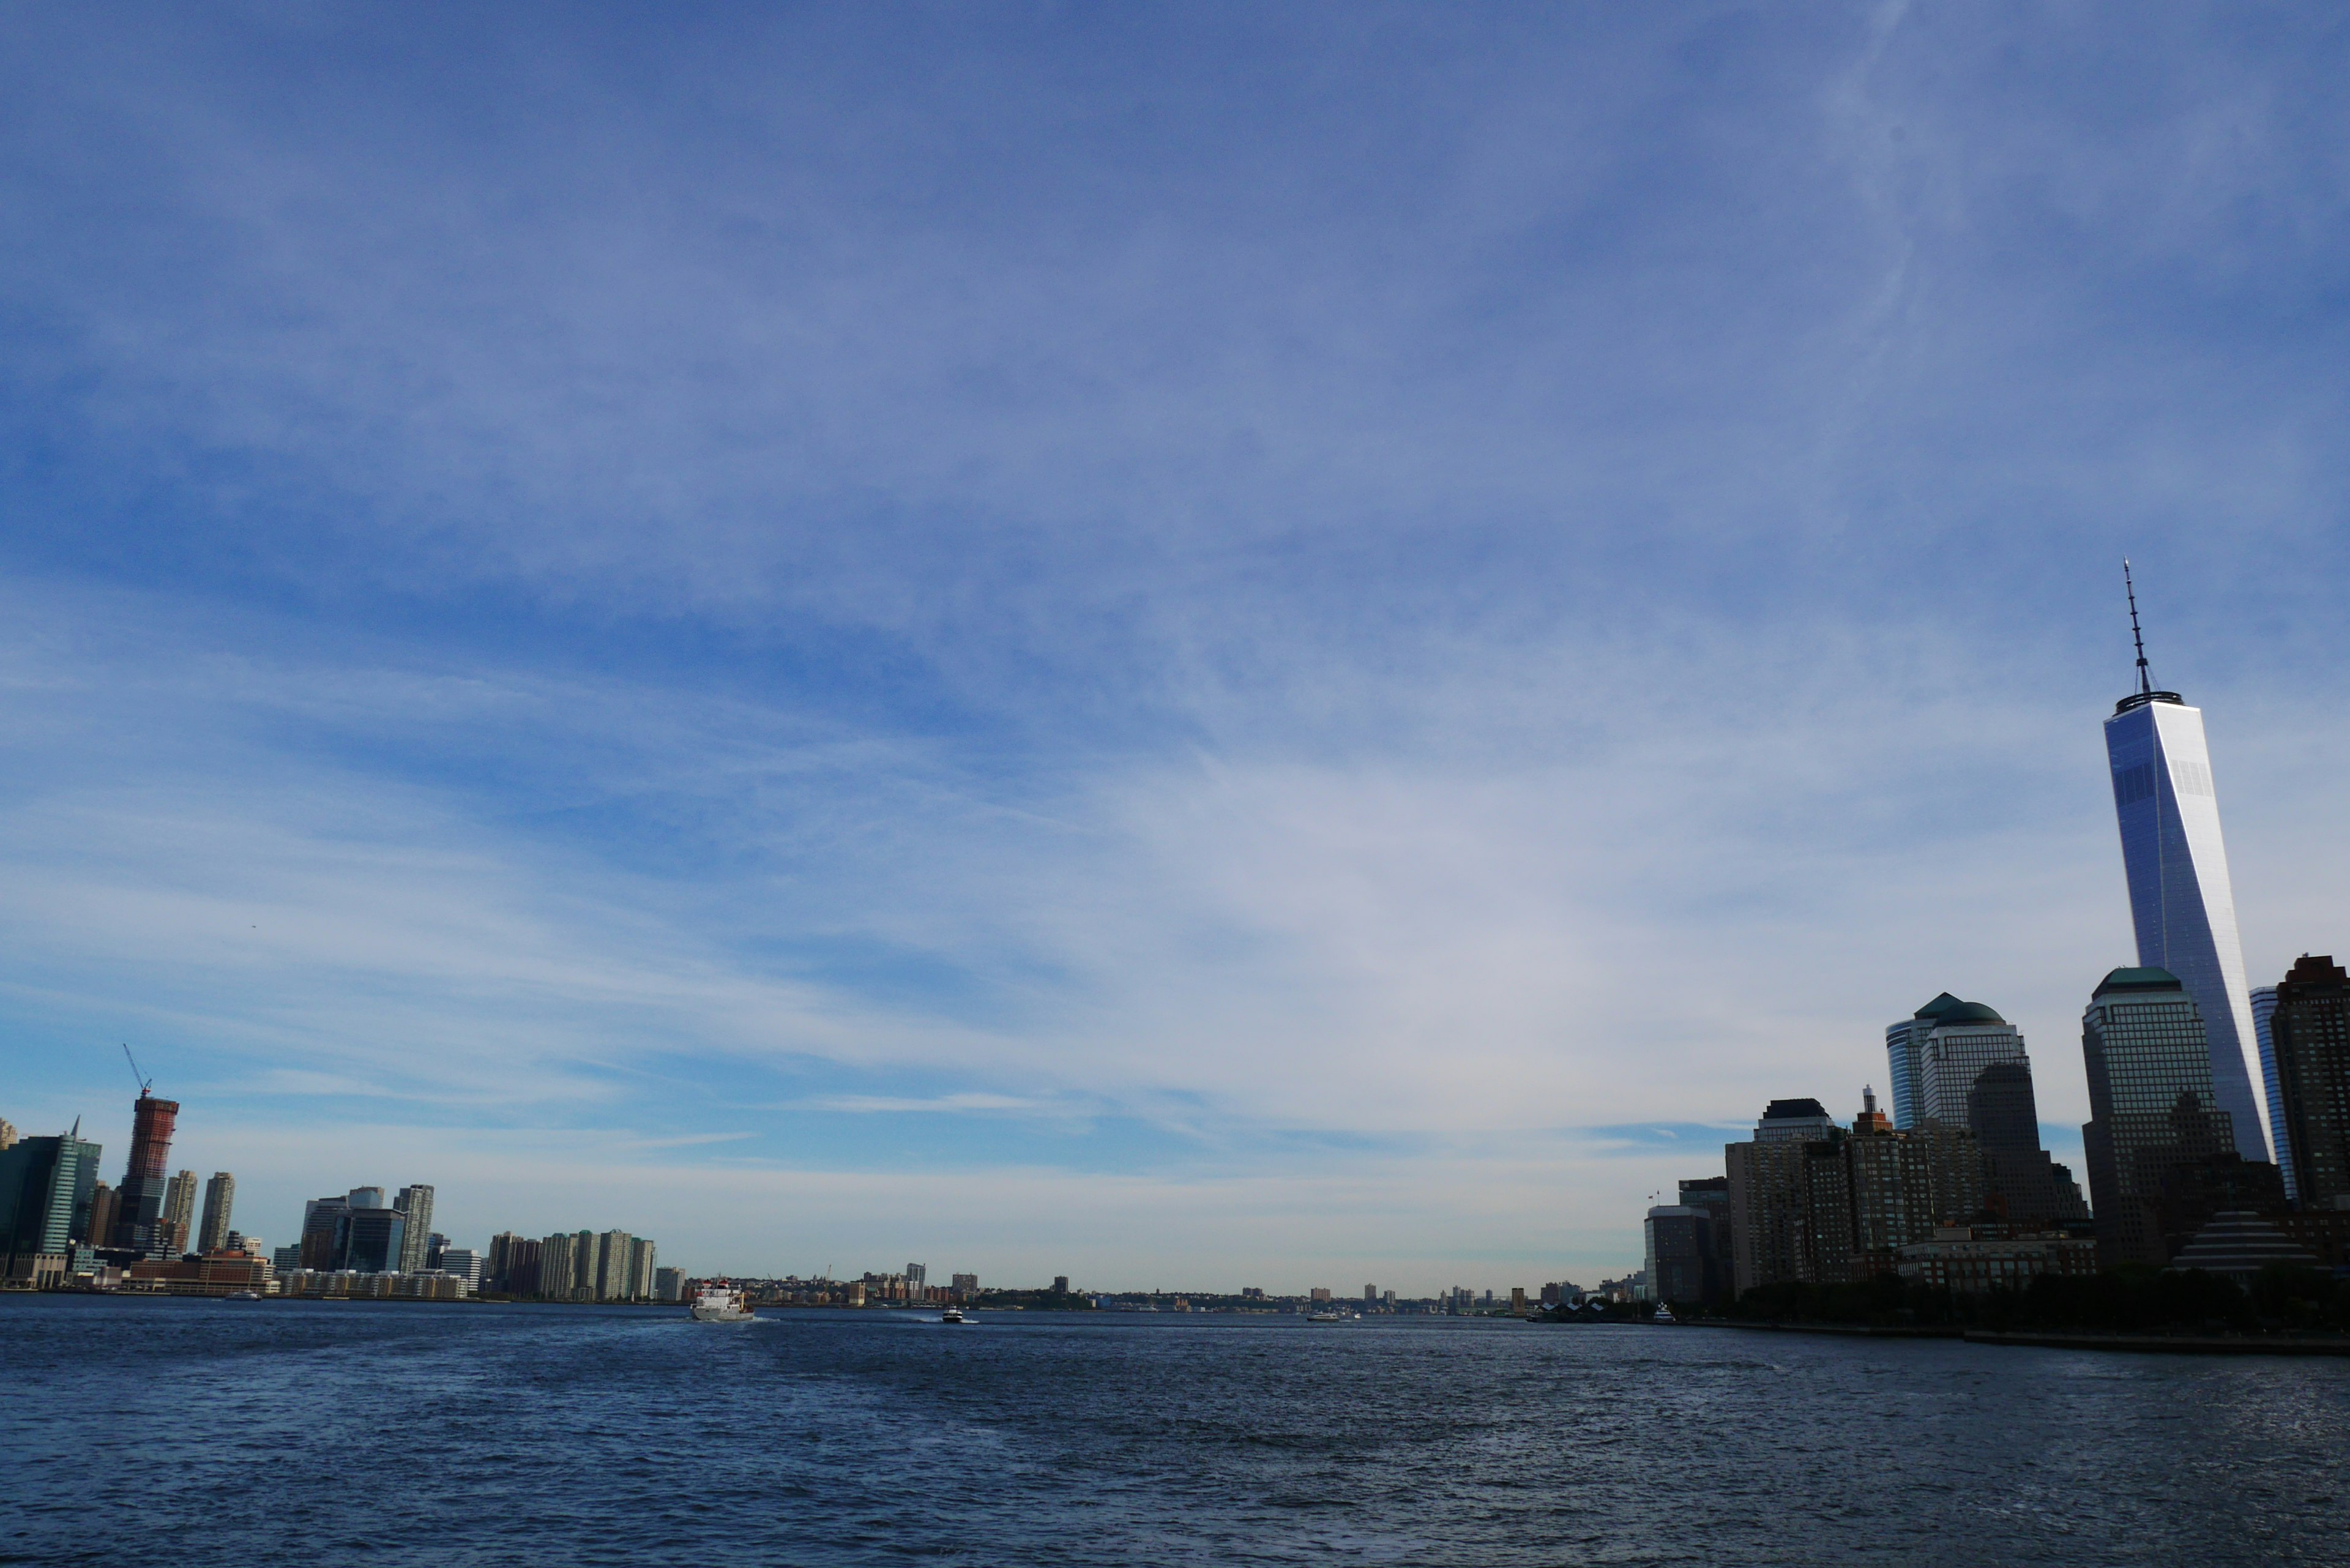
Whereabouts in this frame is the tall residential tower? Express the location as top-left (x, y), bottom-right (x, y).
top-left (2102, 567), bottom-right (2270, 1163)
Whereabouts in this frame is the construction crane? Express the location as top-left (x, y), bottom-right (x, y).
top-left (122, 1042), bottom-right (152, 1097)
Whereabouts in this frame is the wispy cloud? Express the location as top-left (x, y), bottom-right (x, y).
top-left (2, 7), bottom-right (2344, 1286)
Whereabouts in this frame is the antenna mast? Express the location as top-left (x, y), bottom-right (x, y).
top-left (2124, 559), bottom-right (2152, 696)
top-left (121, 1042), bottom-right (152, 1097)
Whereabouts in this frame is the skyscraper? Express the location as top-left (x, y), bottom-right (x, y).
top-left (0, 1130), bottom-right (104, 1266)
top-left (394, 1185), bottom-right (435, 1274)
top-left (1886, 993), bottom-right (1964, 1130)
top-left (2080, 966), bottom-right (2239, 1266)
top-left (2267, 954), bottom-right (2350, 1211)
top-left (1909, 1001), bottom-right (2031, 1129)
top-left (83, 1181), bottom-right (117, 1249)
top-left (162, 1171), bottom-right (198, 1255)
top-left (111, 1091), bottom-right (179, 1253)
top-left (2102, 568), bottom-right (2269, 1163)
top-left (2251, 985), bottom-right (2295, 1203)
top-left (198, 1173), bottom-right (236, 1254)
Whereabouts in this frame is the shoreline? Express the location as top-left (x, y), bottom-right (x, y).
top-left (1684, 1318), bottom-right (2350, 1356)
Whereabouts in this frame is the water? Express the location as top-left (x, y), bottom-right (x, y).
top-left (4, 1297), bottom-right (2346, 1564)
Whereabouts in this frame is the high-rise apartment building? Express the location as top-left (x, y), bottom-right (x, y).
top-left (1726, 1095), bottom-right (1992, 1295)
top-left (627, 1236), bottom-right (657, 1300)
top-left (594, 1230), bottom-right (633, 1300)
top-left (539, 1233), bottom-right (580, 1298)
top-left (655, 1266), bottom-right (685, 1302)
top-left (2267, 954), bottom-right (2350, 1211)
top-left (111, 1091), bottom-right (179, 1253)
top-left (197, 1172), bottom-right (236, 1254)
top-left (906, 1263), bottom-right (927, 1292)
top-left (0, 1118), bottom-right (15, 1150)
top-left (2080, 966), bottom-right (2240, 1266)
top-left (394, 1186), bottom-right (435, 1274)
top-left (2102, 574), bottom-right (2269, 1163)
top-left (161, 1171), bottom-right (198, 1255)
top-left (951, 1272), bottom-right (979, 1294)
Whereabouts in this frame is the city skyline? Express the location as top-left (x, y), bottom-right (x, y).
top-left (5, 9), bottom-right (2349, 1286)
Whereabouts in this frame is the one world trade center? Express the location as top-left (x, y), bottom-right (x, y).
top-left (2102, 565), bottom-right (2272, 1163)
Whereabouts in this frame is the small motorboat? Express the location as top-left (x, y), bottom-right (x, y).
top-left (1652, 1303), bottom-right (1676, 1324)
top-left (940, 1306), bottom-right (972, 1324)
top-left (226, 1291), bottom-right (261, 1301)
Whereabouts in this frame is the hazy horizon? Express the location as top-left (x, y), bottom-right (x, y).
top-left (6, 4), bottom-right (2348, 1289)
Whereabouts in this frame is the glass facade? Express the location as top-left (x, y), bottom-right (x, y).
top-left (2104, 696), bottom-right (2270, 1162)
top-left (2080, 968), bottom-right (2239, 1266)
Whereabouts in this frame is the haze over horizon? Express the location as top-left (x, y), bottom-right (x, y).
top-left (5, 4), bottom-right (2348, 1288)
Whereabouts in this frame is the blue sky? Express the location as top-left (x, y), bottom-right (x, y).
top-left (4, 4), bottom-right (2347, 1288)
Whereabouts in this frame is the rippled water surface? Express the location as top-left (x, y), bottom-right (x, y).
top-left (4, 1296), bottom-right (2347, 1564)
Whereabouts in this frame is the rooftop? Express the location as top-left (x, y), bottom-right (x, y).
top-left (2094, 966), bottom-right (2184, 995)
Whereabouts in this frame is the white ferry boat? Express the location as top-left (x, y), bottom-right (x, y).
top-left (688, 1281), bottom-right (755, 1323)
top-left (940, 1306), bottom-right (972, 1324)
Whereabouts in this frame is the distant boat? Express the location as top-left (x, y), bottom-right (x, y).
top-left (688, 1282), bottom-right (755, 1323)
top-left (1651, 1304), bottom-right (1676, 1324)
top-left (940, 1307), bottom-right (972, 1324)
top-left (1306, 1310), bottom-right (1351, 1323)
top-left (226, 1291), bottom-right (261, 1301)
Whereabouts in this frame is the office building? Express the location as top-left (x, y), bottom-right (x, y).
top-left (197, 1173), bottom-right (236, 1254)
top-left (300, 1195), bottom-right (350, 1269)
top-left (906, 1263), bottom-right (927, 1292)
top-left (2267, 955), bottom-right (2350, 1211)
top-left (951, 1272), bottom-right (979, 1294)
top-left (1915, 1002), bottom-right (2030, 1128)
top-left (1643, 1204), bottom-right (1716, 1307)
top-left (2102, 576), bottom-right (2270, 1163)
top-left (83, 1181), bottom-right (117, 1249)
top-left (1677, 1176), bottom-right (1734, 1296)
top-left (2080, 966), bottom-right (2241, 1266)
top-left (394, 1186), bottom-right (436, 1274)
top-left (1886, 993), bottom-right (1963, 1130)
top-left (161, 1170), bottom-right (198, 1255)
top-left (655, 1266), bottom-right (685, 1302)
top-left (438, 1248), bottom-right (482, 1288)
top-left (0, 1118), bottom-right (14, 1150)
top-left (0, 1130), bottom-right (105, 1269)
top-left (111, 1091), bottom-right (180, 1253)
top-left (342, 1204), bottom-right (408, 1274)
top-left (2252, 985), bottom-right (2296, 1203)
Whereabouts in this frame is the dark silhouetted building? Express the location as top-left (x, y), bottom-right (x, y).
top-left (2267, 955), bottom-right (2350, 1211)
top-left (83, 1181), bottom-right (117, 1249)
top-left (111, 1092), bottom-right (180, 1254)
top-left (2081, 967), bottom-right (2243, 1266)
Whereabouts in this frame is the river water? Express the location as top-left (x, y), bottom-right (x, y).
top-left (3, 1297), bottom-right (2344, 1564)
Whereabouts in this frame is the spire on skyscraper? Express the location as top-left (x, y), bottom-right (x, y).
top-left (2124, 558), bottom-right (2152, 696)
